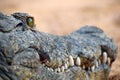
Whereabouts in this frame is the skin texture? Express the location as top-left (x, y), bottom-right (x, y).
top-left (0, 12), bottom-right (118, 80)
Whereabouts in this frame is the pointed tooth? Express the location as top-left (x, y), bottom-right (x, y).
top-left (45, 61), bottom-right (52, 67)
top-left (95, 60), bottom-right (99, 68)
top-left (51, 68), bottom-right (54, 71)
top-left (102, 52), bottom-right (107, 63)
top-left (98, 59), bottom-right (101, 65)
top-left (57, 68), bottom-right (61, 73)
top-left (64, 63), bottom-right (68, 69)
top-left (50, 68), bottom-right (53, 71)
top-left (107, 57), bottom-right (111, 66)
top-left (61, 66), bottom-right (65, 72)
top-left (76, 57), bottom-right (81, 66)
top-left (47, 68), bottom-right (50, 70)
top-left (68, 55), bottom-right (74, 66)
top-left (66, 61), bottom-right (69, 67)
top-left (91, 65), bottom-right (95, 72)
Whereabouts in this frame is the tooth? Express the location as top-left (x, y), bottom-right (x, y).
top-left (107, 57), bottom-right (111, 66)
top-left (98, 59), bottom-right (101, 65)
top-left (66, 61), bottom-right (69, 67)
top-left (61, 66), bottom-right (65, 72)
top-left (68, 55), bottom-right (74, 66)
top-left (57, 68), bottom-right (61, 73)
top-left (64, 63), bottom-right (68, 69)
top-left (103, 52), bottom-right (107, 63)
top-left (95, 60), bottom-right (98, 68)
top-left (91, 65), bottom-right (95, 72)
top-left (45, 61), bottom-right (52, 67)
top-left (51, 68), bottom-right (54, 71)
top-left (75, 57), bottom-right (81, 66)
top-left (49, 68), bottom-right (53, 71)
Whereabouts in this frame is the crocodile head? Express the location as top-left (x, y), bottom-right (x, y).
top-left (0, 13), bottom-right (118, 80)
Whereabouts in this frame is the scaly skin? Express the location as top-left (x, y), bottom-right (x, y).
top-left (0, 12), bottom-right (118, 80)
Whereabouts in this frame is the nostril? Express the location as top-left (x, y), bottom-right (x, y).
top-left (38, 51), bottom-right (50, 64)
top-left (101, 45), bottom-right (108, 53)
top-left (78, 52), bottom-right (84, 57)
top-left (29, 46), bottom-right (50, 64)
top-left (101, 45), bottom-right (116, 63)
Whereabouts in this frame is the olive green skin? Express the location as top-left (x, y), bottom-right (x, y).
top-left (0, 13), bottom-right (118, 80)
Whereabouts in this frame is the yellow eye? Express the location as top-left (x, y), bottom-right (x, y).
top-left (26, 17), bottom-right (34, 28)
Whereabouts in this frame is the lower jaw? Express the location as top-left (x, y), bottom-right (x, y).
top-left (36, 64), bottom-right (110, 80)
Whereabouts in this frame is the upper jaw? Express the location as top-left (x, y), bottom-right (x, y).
top-left (12, 26), bottom-right (118, 80)
top-left (35, 50), bottom-right (112, 80)
top-left (42, 32), bottom-right (117, 74)
top-left (34, 43), bottom-right (115, 80)
top-left (43, 47), bottom-right (113, 73)
top-left (11, 43), bottom-right (116, 80)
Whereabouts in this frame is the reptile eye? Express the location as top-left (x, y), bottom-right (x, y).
top-left (26, 17), bottom-right (34, 28)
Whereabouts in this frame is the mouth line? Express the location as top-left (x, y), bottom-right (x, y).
top-left (42, 51), bottom-right (111, 73)
top-left (12, 47), bottom-right (112, 75)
